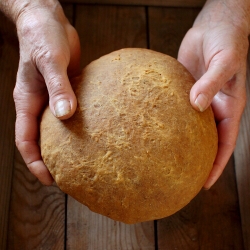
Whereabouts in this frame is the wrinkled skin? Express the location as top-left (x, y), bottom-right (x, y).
top-left (13, 2), bottom-right (81, 185)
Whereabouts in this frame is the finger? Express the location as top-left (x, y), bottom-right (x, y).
top-left (203, 73), bottom-right (246, 189)
top-left (14, 85), bottom-right (54, 185)
top-left (203, 117), bottom-right (239, 189)
top-left (190, 54), bottom-right (237, 112)
top-left (16, 131), bottom-right (54, 186)
top-left (36, 48), bottom-right (77, 120)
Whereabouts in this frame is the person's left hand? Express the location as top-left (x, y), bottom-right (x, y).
top-left (178, 1), bottom-right (249, 189)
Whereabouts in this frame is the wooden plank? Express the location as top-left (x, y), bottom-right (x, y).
top-left (148, 7), bottom-right (200, 58)
top-left (157, 157), bottom-right (244, 249)
top-left (61, 3), bottom-right (74, 24)
top-left (234, 49), bottom-right (250, 250)
top-left (7, 150), bottom-right (65, 250)
top-left (148, 7), bottom-right (244, 249)
top-left (67, 198), bottom-right (155, 249)
top-left (76, 5), bottom-right (147, 68)
top-left (0, 12), bottom-right (18, 250)
top-left (67, 5), bottom-right (155, 250)
top-left (60, 0), bottom-right (206, 8)
top-left (6, 4), bottom-right (75, 250)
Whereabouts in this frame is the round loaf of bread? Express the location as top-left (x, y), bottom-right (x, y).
top-left (40, 48), bottom-right (218, 224)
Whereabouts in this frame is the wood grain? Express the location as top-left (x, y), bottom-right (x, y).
top-left (157, 157), bottom-right (244, 249)
top-left (75, 4), bottom-right (147, 68)
top-left (234, 50), bottom-right (250, 250)
top-left (67, 198), bottom-right (155, 249)
top-left (8, 150), bottom-right (66, 250)
top-left (60, 0), bottom-right (206, 8)
top-left (148, 7), bottom-right (200, 58)
top-left (61, 3), bottom-right (74, 24)
top-left (0, 12), bottom-right (18, 250)
top-left (66, 5), bottom-right (155, 250)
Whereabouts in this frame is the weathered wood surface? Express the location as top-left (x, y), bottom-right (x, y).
top-left (0, 2), bottom-right (249, 250)
top-left (148, 7), bottom-right (200, 58)
top-left (60, 0), bottom-right (206, 8)
top-left (7, 150), bottom-right (65, 250)
top-left (235, 49), bottom-right (250, 250)
top-left (157, 157), bottom-right (244, 249)
top-left (67, 198), bottom-right (155, 250)
top-left (0, 12), bottom-right (18, 250)
top-left (76, 5), bottom-right (147, 68)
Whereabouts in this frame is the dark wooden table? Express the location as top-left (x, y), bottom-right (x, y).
top-left (1, 1), bottom-right (250, 249)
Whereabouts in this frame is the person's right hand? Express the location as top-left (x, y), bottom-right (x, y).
top-left (13, 1), bottom-right (81, 185)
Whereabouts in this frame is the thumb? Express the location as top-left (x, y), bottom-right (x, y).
top-left (39, 55), bottom-right (77, 120)
top-left (190, 57), bottom-right (235, 112)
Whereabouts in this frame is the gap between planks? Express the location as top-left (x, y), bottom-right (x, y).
top-left (234, 48), bottom-right (250, 250)
top-left (0, 12), bottom-right (18, 250)
top-left (59, 0), bottom-right (206, 8)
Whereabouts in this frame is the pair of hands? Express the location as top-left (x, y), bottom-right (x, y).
top-left (12, 1), bottom-right (249, 188)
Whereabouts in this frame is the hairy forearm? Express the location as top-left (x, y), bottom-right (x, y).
top-left (0, 0), bottom-right (60, 24)
top-left (195, 0), bottom-right (250, 35)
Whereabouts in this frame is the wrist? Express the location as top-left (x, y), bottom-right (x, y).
top-left (194, 0), bottom-right (250, 36)
top-left (0, 0), bottom-right (61, 24)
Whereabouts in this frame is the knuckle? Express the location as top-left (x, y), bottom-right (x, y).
top-left (26, 162), bottom-right (35, 173)
top-left (66, 23), bottom-right (77, 36)
top-left (13, 84), bottom-right (23, 104)
top-left (13, 86), bottom-right (19, 101)
top-left (187, 27), bottom-right (203, 40)
top-left (34, 48), bottom-right (69, 82)
top-left (15, 136), bottom-right (25, 153)
top-left (12, 85), bottom-right (28, 113)
top-left (18, 14), bottom-right (40, 37)
top-left (202, 78), bottom-right (219, 97)
top-left (212, 51), bottom-right (240, 73)
top-left (34, 48), bottom-right (66, 67)
top-left (15, 137), bottom-right (21, 149)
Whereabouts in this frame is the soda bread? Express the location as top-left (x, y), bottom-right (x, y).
top-left (40, 48), bottom-right (218, 224)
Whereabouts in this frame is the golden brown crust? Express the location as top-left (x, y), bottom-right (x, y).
top-left (40, 48), bottom-right (218, 224)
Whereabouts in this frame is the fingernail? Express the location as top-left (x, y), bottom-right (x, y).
top-left (54, 99), bottom-right (71, 117)
top-left (194, 93), bottom-right (209, 112)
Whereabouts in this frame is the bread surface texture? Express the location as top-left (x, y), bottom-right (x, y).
top-left (40, 48), bottom-right (218, 224)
